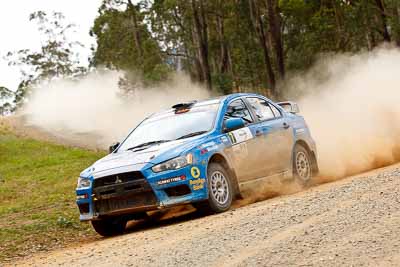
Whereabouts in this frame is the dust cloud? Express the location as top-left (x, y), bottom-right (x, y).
top-left (236, 46), bottom-right (400, 206)
top-left (14, 47), bottom-right (400, 184)
top-left (18, 71), bottom-right (211, 149)
top-left (284, 46), bottom-right (400, 180)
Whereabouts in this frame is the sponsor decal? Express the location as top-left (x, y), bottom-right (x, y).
top-left (200, 141), bottom-right (216, 149)
top-left (157, 175), bottom-right (186, 185)
top-left (190, 178), bottom-right (206, 190)
top-left (232, 142), bottom-right (248, 157)
top-left (191, 166), bottom-right (201, 179)
top-left (205, 145), bottom-right (219, 152)
top-left (220, 136), bottom-right (229, 144)
top-left (238, 129), bottom-right (247, 137)
top-left (232, 142), bottom-right (249, 164)
top-left (228, 127), bottom-right (253, 145)
top-left (199, 141), bottom-right (219, 154)
top-left (115, 175), bottom-right (122, 184)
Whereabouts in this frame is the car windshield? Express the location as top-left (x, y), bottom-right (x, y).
top-left (118, 101), bottom-right (221, 152)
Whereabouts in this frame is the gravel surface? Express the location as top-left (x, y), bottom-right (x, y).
top-left (13, 164), bottom-right (400, 267)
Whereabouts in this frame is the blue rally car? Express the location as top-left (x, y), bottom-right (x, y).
top-left (76, 93), bottom-right (318, 236)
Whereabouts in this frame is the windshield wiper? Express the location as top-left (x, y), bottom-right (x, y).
top-left (127, 140), bottom-right (171, 151)
top-left (176, 131), bottom-right (208, 140)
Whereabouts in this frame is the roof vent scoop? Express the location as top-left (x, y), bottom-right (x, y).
top-left (172, 101), bottom-right (197, 110)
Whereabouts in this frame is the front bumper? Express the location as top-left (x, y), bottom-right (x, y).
top-left (76, 164), bottom-right (208, 221)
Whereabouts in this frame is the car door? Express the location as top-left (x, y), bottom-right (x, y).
top-left (222, 98), bottom-right (261, 182)
top-left (245, 97), bottom-right (294, 176)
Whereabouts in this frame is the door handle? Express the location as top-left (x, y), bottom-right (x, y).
top-left (283, 122), bottom-right (290, 129)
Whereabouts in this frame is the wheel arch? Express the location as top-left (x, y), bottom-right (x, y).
top-left (207, 153), bottom-right (242, 199)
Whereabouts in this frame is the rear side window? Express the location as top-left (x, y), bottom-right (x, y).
top-left (224, 99), bottom-right (253, 124)
top-left (247, 97), bottom-right (275, 121)
top-left (270, 104), bottom-right (282, 118)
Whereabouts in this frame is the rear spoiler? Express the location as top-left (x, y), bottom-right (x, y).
top-left (277, 101), bottom-right (300, 114)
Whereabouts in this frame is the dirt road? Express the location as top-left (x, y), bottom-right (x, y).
top-left (14, 164), bottom-right (400, 267)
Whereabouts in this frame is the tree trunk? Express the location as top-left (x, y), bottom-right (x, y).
top-left (127, 0), bottom-right (144, 59)
top-left (361, 1), bottom-right (375, 50)
top-left (248, 0), bottom-right (276, 94)
top-left (331, 0), bottom-right (346, 50)
top-left (265, 0), bottom-right (285, 79)
top-left (192, 0), bottom-right (212, 91)
top-left (374, 0), bottom-right (391, 42)
top-left (216, 10), bottom-right (230, 74)
top-left (393, 5), bottom-right (400, 46)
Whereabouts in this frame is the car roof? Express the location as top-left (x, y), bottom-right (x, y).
top-left (147, 96), bottom-right (222, 119)
top-left (148, 93), bottom-right (267, 119)
top-left (223, 93), bottom-right (265, 102)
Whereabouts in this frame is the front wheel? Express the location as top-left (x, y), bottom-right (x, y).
top-left (199, 163), bottom-right (233, 213)
top-left (293, 144), bottom-right (313, 187)
top-left (91, 217), bottom-right (127, 237)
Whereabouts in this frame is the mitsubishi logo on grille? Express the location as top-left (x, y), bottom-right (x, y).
top-left (115, 176), bottom-right (122, 184)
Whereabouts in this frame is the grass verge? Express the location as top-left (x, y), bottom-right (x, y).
top-left (0, 122), bottom-right (105, 262)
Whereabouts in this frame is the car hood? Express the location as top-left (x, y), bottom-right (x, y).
top-left (82, 137), bottom-right (206, 178)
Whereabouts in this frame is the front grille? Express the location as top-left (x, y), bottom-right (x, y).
top-left (93, 174), bottom-right (157, 215)
top-left (93, 171), bottom-right (145, 188)
top-left (94, 192), bottom-right (158, 215)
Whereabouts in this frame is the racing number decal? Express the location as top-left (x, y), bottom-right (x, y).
top-left (228, 132), bottom-right (237, 144)
top-left (191, 166), bottom-right (201, 178)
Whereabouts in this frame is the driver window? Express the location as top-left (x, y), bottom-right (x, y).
top-left (224, 99), bottom-right (253, 125)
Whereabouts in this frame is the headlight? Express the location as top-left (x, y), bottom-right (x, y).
top-left (152, 154), bottom-right (193, 173)
top-left (77, 177), bottom-right (91, 188)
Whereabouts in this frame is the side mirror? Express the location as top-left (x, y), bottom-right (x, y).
top-left (277, 101), bottom-right (300, 114)
top-left (109, 142), bottom-right (120, 153)
top-left (224, 118), bottom-right (245, 132)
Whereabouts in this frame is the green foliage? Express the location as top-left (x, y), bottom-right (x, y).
top-left (6, 11), bottom-right (87, 107)
top-left (0, 87), bottom-right (15, 116)
top-left (7, 1), bottom-right (400, 102)
top-left (213, 73), bottom-right (233, 94)
top-left (0, 87), bottom-right (14, 99)
top-left (139, 0), bottom-right (400, 94)
top-left (91, 0), bottom-right (169, 90)
top-left (0, 132), bottom-right (105, 261)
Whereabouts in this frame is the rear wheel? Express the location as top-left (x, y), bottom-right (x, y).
top-left (91, 217), bottom-right (127, 237)
top-left (293, 144), bottom-right (313, 187)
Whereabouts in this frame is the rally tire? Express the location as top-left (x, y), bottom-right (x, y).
top-left (204, 162), bottom-right (234, 213)
top-left (293, 143), bottom-right (313, 188)
top-left (91, 217), bottom-right (127, 237)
